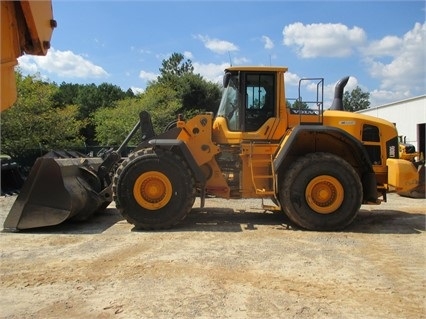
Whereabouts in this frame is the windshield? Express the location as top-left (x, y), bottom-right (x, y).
top-left (217, 75), bottom-right (240, 130)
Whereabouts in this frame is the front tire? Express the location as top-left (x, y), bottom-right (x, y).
top-left (113, 148), bottom-right (195, 229)
top-left (279, 152), bottom-right (362, 231)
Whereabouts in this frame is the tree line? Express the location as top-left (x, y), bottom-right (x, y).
top-left (1, 52), bottom-right (369, 161)
top-left (1, 53), bottom-right (221, 160)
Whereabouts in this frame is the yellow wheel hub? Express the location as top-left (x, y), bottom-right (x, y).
top-left (305, 175), bottom-right (344, 214)
top-left (133, 171), bottom-right (172, 210)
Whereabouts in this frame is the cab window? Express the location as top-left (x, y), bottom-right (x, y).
top-left (244, 73), bottom-right (275, 131)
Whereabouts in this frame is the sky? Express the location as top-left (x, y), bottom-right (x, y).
top-left (18, 0), bottom-right (426, 107)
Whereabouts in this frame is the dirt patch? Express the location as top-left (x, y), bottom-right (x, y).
top-left (0, 194), bottom-right (425, 318)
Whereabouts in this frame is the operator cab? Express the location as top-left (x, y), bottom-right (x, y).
top-left (217, 69), bottom-right (277, 132)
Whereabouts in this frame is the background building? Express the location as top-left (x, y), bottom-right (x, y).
top-left (357, 95), bottom-right (425, 156)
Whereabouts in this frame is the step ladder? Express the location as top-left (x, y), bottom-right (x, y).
top-left (249, 155), bottom-right (276, 196)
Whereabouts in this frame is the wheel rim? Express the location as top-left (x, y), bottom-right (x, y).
top-left (133, 171), bottom-right (172, 210)
top-left (305, 175), bottom-right (344, 214)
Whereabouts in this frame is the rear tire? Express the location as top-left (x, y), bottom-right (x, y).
top-left (113, 148), bottom-right (195, 229)
top-left (279, 152), bottom-right (362, 231)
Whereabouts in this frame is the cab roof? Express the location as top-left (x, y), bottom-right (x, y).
top-left (225, 66), bottom-right (288, 73)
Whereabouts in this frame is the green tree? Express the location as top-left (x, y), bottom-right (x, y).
top-left (156, 52), bottom-right (221, 114)
top-left (76, 83), bottom-right (125, 118)
top-left (53, 82), bottom-right (129, 145)
top-left (52, 82), bottom-right (80, 107)
top-left (125, 88), bottom-right (135, 98)
top-left (1, 72), bottom-right (86, 158)
top-left (159, 52), bottom-right (194, 80)
top-left (96, 83), bottom-right (127, 107)
top-left (179, 73), bottom-right (221, 113)
top-left (292, 100), bottom-right (309, 109)
top-left (343, 86), bottom-right (370, 112)
top-left (93, 85), bottom-right (181, 146)
top-left (93, 98), bottom-right (142, 146)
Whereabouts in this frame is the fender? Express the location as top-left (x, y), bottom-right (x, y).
top-left (273, 125), bottom-right (378, 202)
top-left (148, 139), bottom-right (207, 207)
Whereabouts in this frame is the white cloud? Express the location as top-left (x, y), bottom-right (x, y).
top-left (183, 51), bottom-right (194, 59)
top-left (131, 86), bottom-right (145, 95)
top-left (362, 22), bottom-right (425, 95)
top-left (17, 57), bottom-right (39, 74)
top-left (195, 34), bottom-right (239, 54)
top-left (283, 22), bottom-right (366, 58)
top-left (232, 56), bottom-right (250, 65)
top-left (261, 35), bottom-right (274, 49)
top-left (284, 71), bottom-right (301, 87)
top-left (369, 89), bottom-right (412, 107)
top-left (18, 48), bottom-right (108, 78)
top-left (282, 22), bottom-right (425, 105)
top-left (362, 35), bottom-right (402, 57)
top-left (139, 70), bottom-right (158, 82)
top-left (284, 73), bottom-right (359, 107)
top-left (193, 62), bottom-right (229, 84)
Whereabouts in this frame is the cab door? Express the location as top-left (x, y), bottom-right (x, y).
top-left (243, 73), bottom-right (276, 132)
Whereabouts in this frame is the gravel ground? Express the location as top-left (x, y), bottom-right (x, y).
top-left (0, 193), bottom-right (425, 319)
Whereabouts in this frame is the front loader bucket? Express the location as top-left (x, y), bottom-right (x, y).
top-left (3, 156), bottom-right (111, 231)
top-left (397, 164), bottom-right (425, 198)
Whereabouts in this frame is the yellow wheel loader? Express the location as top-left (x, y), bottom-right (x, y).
top-left (1, 0), bottom-right (56, 111)
top-left (3, 67), bottom-right (422, 231)
top-left (397, 138), bottom-right (425, 198)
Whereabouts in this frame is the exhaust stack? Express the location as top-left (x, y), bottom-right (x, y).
top-left (330, 76), bottom-right (350, 111)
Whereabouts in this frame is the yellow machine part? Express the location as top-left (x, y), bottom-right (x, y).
top-left (386, 158), bottom-right (421, 195)
top-left (1, 1), bottom-right (55, 111)
top-left (133, 171), bottom-right (173, 210)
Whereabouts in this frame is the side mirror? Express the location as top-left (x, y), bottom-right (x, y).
top-left (223, 72), bottom-right (232, 88)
